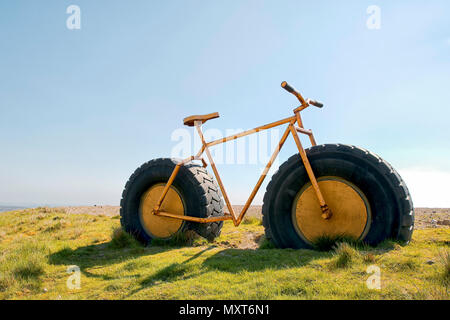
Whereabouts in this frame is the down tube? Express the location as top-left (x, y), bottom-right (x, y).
top-left (236, 123), bottom-right (293, 225)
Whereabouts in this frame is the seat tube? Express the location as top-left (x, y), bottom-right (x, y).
top-left (194, 122), bottom-right (238, 224)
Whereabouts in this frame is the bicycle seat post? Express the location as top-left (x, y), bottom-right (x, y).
top-left (193, 120), bottom-right (239, 224)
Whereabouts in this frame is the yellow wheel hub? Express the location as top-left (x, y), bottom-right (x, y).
top-left (292, 177), bottom-right (370, 243)
top-left (139, 183), bottom-right (185, 239)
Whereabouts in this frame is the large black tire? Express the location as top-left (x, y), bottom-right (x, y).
top-left (120, 158), bottom-right (224, 244)
top-left (262, 144), bottom-right (414, 249)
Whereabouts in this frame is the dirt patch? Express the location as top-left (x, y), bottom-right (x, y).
top-left (228, 205), bottom-right (262, 218)
top-left (238, 232), bottom-right (263, 250)
top-left (414, 208), bottom-right (450, 229)
top-left (56, 205), bottom-right (263, 219)
top-left (55, 205), bottom-right (119, 217)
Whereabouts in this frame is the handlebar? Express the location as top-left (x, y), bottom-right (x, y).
top-left (281, 81), bottom-right (324, 108)
top-left (280, 81), bottom-right (297, 94)
top-left (307, 99), bottom-right (324, 108)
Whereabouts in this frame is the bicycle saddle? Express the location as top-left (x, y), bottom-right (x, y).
top-left (183, 112), bottom-right (220, 127)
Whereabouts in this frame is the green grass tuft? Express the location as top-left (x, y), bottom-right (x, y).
top-left (312, 234), bottom-right (364, 251)
top-left (241, 216), bottom-right (262, 225)
top-left (110, 227), bottom-right (140, 248)
top-left (11, 243), bottom-right (47, 279)
top-left (438, 249), bottom-right (450, 286)
top-left (331, 242), bottom-right (359, 269)
top-left (0, 241), bottom-right (48, 294)
top-left (105, 283), bottom-right (123, 292)
top-left (43, 221), bottom-right (65, 233)
top-left (377, 238), bottom-right (404, 250)
top-left (13, 260), bottom-right (45, 279)
top-left (258, 236), bottom-right (276, 249)
top-left (151, 230), bottom-right (199, 247)
top-left (399, 259), bottom-right (420, 271)
top-left (0, 273), bottom-right (16, 292)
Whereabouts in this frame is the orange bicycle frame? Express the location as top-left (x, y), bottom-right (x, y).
top-left (153, 82), bottom-right (332, 226)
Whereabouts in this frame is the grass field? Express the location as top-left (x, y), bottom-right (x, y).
top-left (0, 207), bottom-right (448, 300)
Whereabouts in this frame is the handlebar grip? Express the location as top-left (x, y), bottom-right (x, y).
top-left (281, 81), bottom-right (296, 94)
top-left (281, 81), bottom-right (313, 107)
top-left (307, 99), bottom-right (324, 108)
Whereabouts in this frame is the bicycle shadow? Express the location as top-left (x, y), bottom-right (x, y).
top-left (125, 246), bottom-right (328, 298)
top-left (48, 241), bottom-right (184, 281)
top-left (49, 238), bottom-right (399, 298)
top-left (201, 247), bottom-right (329, 272)
top-left (200, 239), bottom-right (401, 273)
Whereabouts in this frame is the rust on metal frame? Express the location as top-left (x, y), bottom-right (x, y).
top-left (153, 93), bottom-right (330, 224)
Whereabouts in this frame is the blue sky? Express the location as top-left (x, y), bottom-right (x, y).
top-left (0, 1), bottom-right (449, 207)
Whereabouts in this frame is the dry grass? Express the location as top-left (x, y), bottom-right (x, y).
top-left (362, 253), bottom-right (376, 264)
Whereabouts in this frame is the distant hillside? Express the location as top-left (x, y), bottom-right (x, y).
top-left (0, 206), bottom-right (27, 213)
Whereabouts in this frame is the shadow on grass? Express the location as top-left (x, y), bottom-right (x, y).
top-left (200, 237), bottom-right (403, 273)
top-left (49, 233), bottom-right (402, 297)
top-left (49, 237), bottom-right (401, 276)
top-left (124, 246), bottom-right (330, 298)
top-left (201, 247), bottom-right (328, 273)
top-left (121, 245), bottom-right (333, 299)
top-left (139, 247), bottom-right (215, 285)
top-left (48, 241), bottom-right (184, 281)
top-left (122, 246), bottom-right (215, 298)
